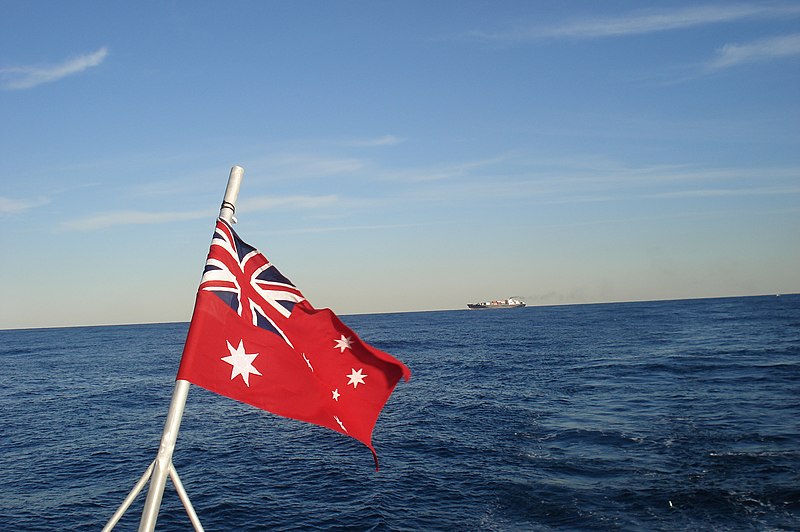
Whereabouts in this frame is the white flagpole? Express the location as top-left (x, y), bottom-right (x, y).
top-left (136, 165), bottom-right (244, 532)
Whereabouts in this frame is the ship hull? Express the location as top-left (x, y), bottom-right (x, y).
top-left (467, 303), bottom-right (526, 309)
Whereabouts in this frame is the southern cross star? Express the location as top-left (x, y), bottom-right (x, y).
top-left (334, 334), bottom-right (353, 353)
top-left (346, 368), bottom-right (367, 389)
top-left (221, 340), bottom-right (262, 387)
top-left (332, 388), bottom-right (341, 401)
top-left (334, 415), bottom-right (348, 433)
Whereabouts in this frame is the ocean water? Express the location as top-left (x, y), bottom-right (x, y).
top-left (1, 294), bottom-right (798, 531)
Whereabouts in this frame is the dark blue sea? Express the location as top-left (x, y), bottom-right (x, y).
top-left (1, 295), bottom-right (799, 531)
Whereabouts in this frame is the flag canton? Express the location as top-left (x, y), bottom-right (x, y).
top-left (199, 219), bottom-right (305, 344)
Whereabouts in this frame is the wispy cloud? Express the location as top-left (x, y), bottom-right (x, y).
top-left (0, 47), bottom-right (108, 90)
top-left (342, 135), bottom-right (406, 147)
top-left (61, 194), bottom-right (340, 230)
top-left (238, 194), bottom-right (340, 212)
top-left (0, 196), bottom-right (50, 214)
top-left (541, 163), bottom-right (800, 204)
top-left (267, 222), bottom-right (430, 235)
top-left (470, 4), bottom-right (800, 41)
top-left (649, 184), bottom-right (800, 199)
top-left (375, 155), bottom-right (510, 182)
top-left (397, 156), bottom-right (800, 207)
top-left (61, 209), bottom-right (210, 231)
top-left (707, 33), bottom-right (800, 70)
top-left (254, 154), bottom-right (366, 181)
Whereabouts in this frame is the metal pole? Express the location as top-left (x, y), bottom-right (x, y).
top-left (169, 462), bottom-right (205, 532)
top-left (138, 166), bottom-right (244, 532)
top-left (102, 461), bottom-right (155, 532)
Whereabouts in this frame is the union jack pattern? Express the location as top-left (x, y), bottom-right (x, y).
top-left (198, 219), bottom-right (305, 346)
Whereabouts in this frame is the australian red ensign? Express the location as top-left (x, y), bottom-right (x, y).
top-left (177, 219), bottom-right (410, 467)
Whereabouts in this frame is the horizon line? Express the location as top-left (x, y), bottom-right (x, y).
top-left (2, 292), bottom-right (796, 332)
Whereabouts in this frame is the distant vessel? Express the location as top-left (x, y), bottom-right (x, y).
top-left (468, 297), bottom-right (526, 310)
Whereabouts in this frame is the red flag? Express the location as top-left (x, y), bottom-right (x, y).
top-left (176, 219), bottom-right (410, 468)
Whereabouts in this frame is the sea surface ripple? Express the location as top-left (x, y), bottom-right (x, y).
top-left (1, 294), bottom-right (798, 530)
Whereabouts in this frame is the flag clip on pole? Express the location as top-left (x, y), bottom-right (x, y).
top-left (104, 166), bottom-right (244, 532)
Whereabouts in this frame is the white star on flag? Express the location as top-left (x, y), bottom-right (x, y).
top-left (332, 388), bottom-right (340, 401)
top-left (334, 334), bottom-right (353, 352)
top-left (346, 368), bottom-right (367, 389)
top-left (221, 340), bottom-right (262, 387)
top-left (334, 415), bottom-right (348, 433)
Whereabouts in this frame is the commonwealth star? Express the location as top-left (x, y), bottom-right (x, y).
top-left (221, 340), bottom-right (262, 387)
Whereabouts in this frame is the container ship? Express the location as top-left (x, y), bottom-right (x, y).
top-left (467, 297), bottom-right (526, 310)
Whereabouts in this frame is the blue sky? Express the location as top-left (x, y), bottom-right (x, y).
top-left (1, 1), bottom-right (799, 329)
